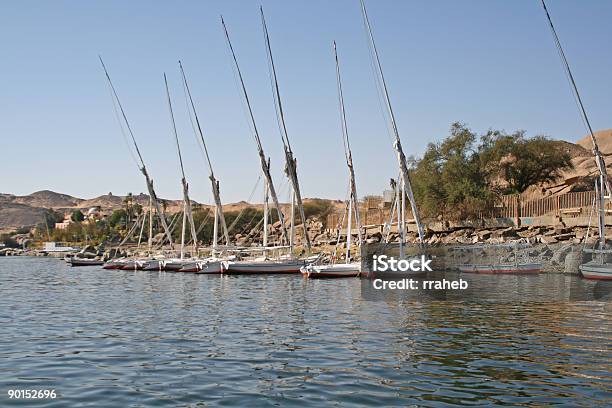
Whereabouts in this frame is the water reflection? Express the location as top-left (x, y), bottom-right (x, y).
top-left (0, 258), bottom-right (610, 407)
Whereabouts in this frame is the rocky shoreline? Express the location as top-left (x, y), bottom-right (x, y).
top-left (2, 222), bottom-right (599, 276)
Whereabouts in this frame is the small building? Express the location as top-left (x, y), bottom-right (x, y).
top-left (55, 216), bottom-right (72, 230)
top-left (43, 242), bottom-right (76, 252)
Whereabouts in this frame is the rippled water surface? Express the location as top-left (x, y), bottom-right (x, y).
top-left (1, 257), bottom-right (610, 407)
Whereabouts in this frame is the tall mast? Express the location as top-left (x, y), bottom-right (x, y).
top-left (333, 41), bottom-right (363, 257)
top-left (221, 16), bottom-right (290, 244)
top-left (179, 61), bottom-right (230, 247)
top-left (540, 0), bottom-right (611, 196)
top-left (164, 73), bottom-right (198, 259)
top-left (99, 57), bottom-right (174, 247)
top-left (289, 187), bottom-right (295, 253)
top-left (263, 175), bottom-right (269, 254)
top-left (260, 7), bottom-right (311, 252)
top-left (597, 176), bottom-right (605, 248)
top-left (147, 195), bottom-right (153, 252)
top-left (359, 0), bottom-right (425, 244)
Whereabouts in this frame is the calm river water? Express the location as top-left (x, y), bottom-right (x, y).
top-left (0, 257), bottom-right (610, 407)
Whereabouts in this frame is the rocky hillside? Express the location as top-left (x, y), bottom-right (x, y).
top-left (523, 129), bottom-right (612, 198)
top-left (0, 189), bottom-right (341, 233)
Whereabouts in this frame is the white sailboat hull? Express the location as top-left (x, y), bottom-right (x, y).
top-left (301, 263), bottom-right (360, 278)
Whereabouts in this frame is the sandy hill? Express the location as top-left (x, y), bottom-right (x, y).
top-left (78, 193), bottom-right (125, 210)
top-left (12, 190), bottom-right (82, 209)
top-left (522, 129), bottom-right (612, 198)
top-left (577, 129), bottom-right (612, 154)
top-left (0, 202), bottom-right (48, 232)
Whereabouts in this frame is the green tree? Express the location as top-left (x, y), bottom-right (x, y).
top-left (1, 235), bottom-right (19, 248)
top-left (123, 193), bottom-right (134, 226)
top-left (109, 209), bottom-right (128, 228)
top-left (479, 131), bottom-right (573, 194)
top-left (71, 210), bottom-right (85, 223)
top-left (409, 123), bottom-right (574, 220)
top-left (410, 122), bottom-right (495, 220)
top-left (41, 209), bottom-right (64, 231)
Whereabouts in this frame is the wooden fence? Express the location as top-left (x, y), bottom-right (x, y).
top-left (326, 190), bottom-right (599, 229)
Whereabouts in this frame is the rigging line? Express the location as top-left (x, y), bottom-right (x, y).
top-left (117, 212), bottom-right (144, 249)
top-left (360, 0), bottom-right (401, 145)
top-left (180, 67), bottom-right (209, 166)
top-left (227, 46), bottom-right (258, 147)
top-left (221, 16), bottom-right (265, 153)
top-left (247, 216), bottom-right (266, 238)
top-left (106, 80), bottom-right (140, 170)
top-left (260, 6), bottom-right (291, 151)
top-left (540, 0), bottom-right (596, 142)
top-left (154, 211), bottom-right (181, 250)
top-left (333, 183), bottom-right (352, 262)
top-left (179, 61), bottom-right (215, 176)
top-left (360, 0), bottom-right (424, 243)
top-left (262, 15), bottom-right (286, 150)
top-left (227, 174), bottom-right (263, 233)
top-left (221, 14), bottom-right (289, 244)
top-left (360, 4), bottom-right (397, 149)
top-left (164, 73), bottom-right (187, 180)
top-left (259, 7), bottom-right (311, 251)
top-left (99, 56), bottom-right (146, 169)
top-left (540, 0), bottom-right (611, 198)
top-left (195, 209), bottom-right (212, 237)
top-left (238, 209), bottom-right (262, 235)
top-left (333, 41), bottom-right (352, 168)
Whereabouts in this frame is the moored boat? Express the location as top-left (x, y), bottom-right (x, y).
top-left (70, 258), bottom-right (104, 267)
top-left (579, 258), bottom-right (612, 280)
top-left (301, 262), bottom-right (360, 279)
top-left (120, 259), bottom-right (147, 271)
top-left (102, 259), bottom-right (126, 270)
top-left (142, 259), bottom-right (163, 271)
top-left (458, 263), bottom-right (542, 274)
top-left (223, 258), bottom-right (305, 275)
top-left (453, 243), bottom-right (541, 275)
top-left (160, 259), bottom-right (191, 271)
top-left (179, 259), bottom-right (225, 274)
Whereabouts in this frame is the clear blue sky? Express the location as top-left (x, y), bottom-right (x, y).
top-left (2, 0), bottom-right (611, 204)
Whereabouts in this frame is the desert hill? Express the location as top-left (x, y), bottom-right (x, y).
top-left (2, 129), bottom-right (612, 231)
top-left (9, 190), bottom-right (83, 209)
top-left (523, 129), bottom-right (612, 198)
top-left (577, 129), bottom-right (612, 154)
top-left (0, 189), bottom-right (343, 232)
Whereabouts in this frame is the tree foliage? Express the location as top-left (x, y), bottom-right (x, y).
top-left (479, 130), bottom-right (573, 194)
top-left (71, 210), bottom-right (85, 223)
top-left (409, 123), bottom-right (573, 220)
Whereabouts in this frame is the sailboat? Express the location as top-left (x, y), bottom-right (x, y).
top-left (540, 1), bottom-right (612, 280)
top-left (581, 197), bottom-right (612, 265)
top-left (360, 0), bottom-right (427, 278)
top-left (302, 42), bottom-right (361, 279)
top-left (578, 176), bottom-right (612, 279)
top-left (154, 73), bottom-right (200, 272)
top-left (99, 58), bottom-right (176, 271)
top-left (220, 15), bottom-right (306, 275)
top-left (173, 61), bottom-right (230, 274)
